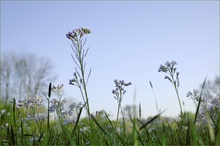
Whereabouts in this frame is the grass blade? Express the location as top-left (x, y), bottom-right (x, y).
top-left (193, 77), bottom-right (207, 125)
top-left (71, 103), bottom-right (85, 136)
top-left (37, 130), bottom-right (45, 143)
top-left (139, 110), bottom-right (166, 131)
top-left (129, 114), bottom-right (143, 145)
top-left (91, 114), bottom-right (109, 136)
top-left (10, 126), bottom-right (15, 145)
top-left (104, 111), bottom-right (126, 145)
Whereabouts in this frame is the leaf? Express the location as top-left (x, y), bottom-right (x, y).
top-left (193, 77), bottom-right (207, 125)
top-left (139, 109), bottom-right (166, 131)
top-left (164, 76), bottom-right (172, 83)
top-left (149, 81), bottom-right (153, 89)
top-left (91, 115), bottom-right (109, 136)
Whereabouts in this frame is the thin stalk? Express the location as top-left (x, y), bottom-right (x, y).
top-left (79, 58), bottom-right (90, 116)
top-left (75, 35), bottom-right (94, 132)
top-left (115, 90), bottom-right (123, 131)
top-left (174, 85), bottom-right (183, 115)
top-left (114, 90), bottom-right (123, 146)
top-left (169, 71), bottom-right (183, 116)
top-left (115, 101), bottom-right (121, 130)
top-left (75, 37), bottom-right (91, 116)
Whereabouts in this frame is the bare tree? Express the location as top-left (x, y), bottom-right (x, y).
top-left (0, 51), bottom-right (57, 103)
top-left (0, 52), bottom-right (16, 104)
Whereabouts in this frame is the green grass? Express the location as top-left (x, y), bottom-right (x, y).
top-left (0, 82), bottom-right (219, 145)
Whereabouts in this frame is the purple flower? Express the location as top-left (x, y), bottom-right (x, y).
top-left (114, 79), bottom-right (119, 85)
top-left (124, 82), bottom-right (132, 86)
top-left (211, 98), bottom-right (219, 105)
top-left (158, 65), bottom-right (167, 72)
top-left (66, 31), bottom-right (75, 40)
top-left (159, 61), bottom-right (180, 88)
top-left (112, 79), bottom-right (131, 101)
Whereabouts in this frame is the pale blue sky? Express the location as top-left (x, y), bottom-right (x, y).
top-left (1, 1), bottom-right (219, 118)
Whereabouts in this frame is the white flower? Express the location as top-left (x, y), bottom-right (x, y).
top-left (1, 109), bottom-right (6, 114)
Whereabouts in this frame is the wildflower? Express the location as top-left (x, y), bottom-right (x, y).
top-left (158, 65), bottom-right (167, 73)
top-left (35, 113), bottom-right (47, 121)
top-left (69, 102), bottom-right (83, 112)
top-left (187, 89), bottom-right (200, 101)
top-left (211, 97), bottom-right (219, 105)
top-left (48, 106), bottom-right (55, 113)
top-left (86, 141), bottom-right (90, 145)
top-left (52, 84), bottom-right (64, 91)
top-left (61, 110), bottom-right (68, 117)
top-left (159, 60), bottom-right (183, 114)
top-left (112, 79), bottom-right (131, 100)
top-left (1, 109), bottom-right (6, 115)
top-left (49, 98), bottom-right (60, 112)
top-left (69, 103), bottom-right (76, 110)
top-left (186, 91), bottom-right (192, 97)
top-left (66, 31), bottom-right (75, 40)
top-left (114, 79), bottom-right (119, 85)
top-left (158, 61), bottom-right (180, 88)
top-left (76, 102), bottom-right (83, 109)
top-left (69, 79), bottom-right (76, 85)
top-left (66, 27), bottom-right (90, 41)
top-left (63, 118), bottom-right (76, 125)
top-left (158, 61), bottom-right (177, 73)
top-left (17, 99), bottom-right (23, 108)
top-left (1, 123), bottom-right (9, 129)
top-left (58, 84), bottom-right (64, 89)
top-left (112, 89), bottom-right (119, 99)
top-left (25, 114), bottom-right (34, 121)
top-left (5, 123), bottom-right (8, 127)
top-left (124, 82), bottom-right (132, 86)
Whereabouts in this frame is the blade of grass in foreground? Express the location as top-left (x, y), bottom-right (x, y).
top-left (10, 126), bottom-right (15, 145)
top-left (71, 105), bottom-right (84, 137)
top-left (91, 114), bottom-right (109, 136)
top-left (104, 111), bottom-right (126, 145)
top-left (61, 123), bottom-right (75, 146)
top-left (193, 77), bottom-right (207, 125)
top-left (191, 77), bottom-right (207, 145)
top-left (215, 111), bottom-right (220, 145)
top-left (206, 111), bottom-right (215, 144)
top-left (139, 109), bottom-right (166, 131)
top-left (128, 114), bottom-right (143, 145)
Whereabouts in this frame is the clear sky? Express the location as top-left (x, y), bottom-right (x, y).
top-left (1, 1), bottom-right (219, 119)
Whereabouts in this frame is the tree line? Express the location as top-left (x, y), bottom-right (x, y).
top-left (0, 51), bottom-right (57, 104)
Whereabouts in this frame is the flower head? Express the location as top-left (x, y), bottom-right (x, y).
top-left (66, 27), bottom-right (91, 41)
top-left (112, 79), bottom-right (131, 101)
top-left (66, 31), bottom-right (75, 40)
top-left (158, 60), bottom-right (180, 87)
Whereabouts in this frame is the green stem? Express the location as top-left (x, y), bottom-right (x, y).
top-left (47, 97), bottom-right (50, 144)
top-left (76, 36), bottom-right (94, 132)
top-left (76, 37), bottom-right (90, 116)
top-left (115, 101), bottom-right (121, 130)
top-left (170, 72), bottom-right (183, 115)
top-left (175, 86), bottom-right (183, 115)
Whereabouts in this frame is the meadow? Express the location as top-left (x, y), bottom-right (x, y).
top-left (0, 28), bottom-right (219, 145)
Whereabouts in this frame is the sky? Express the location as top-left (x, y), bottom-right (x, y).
top-left (1, 1), bottom-right (219, 119)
